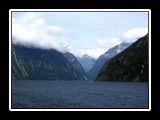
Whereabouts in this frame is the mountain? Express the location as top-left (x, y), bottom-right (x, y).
top-left (12, 44), bottom-right (87, 80)
top-left (87, 42), bottom-right (131, 80)
top-left (96, 34), bottom-right (149, 82)
top-left (76, 54), bottom-right (96, 72)
top-left (64, 52), bottom-right (88, 80)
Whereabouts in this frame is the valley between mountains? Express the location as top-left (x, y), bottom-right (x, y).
top-left (12, 34), bottom-right (149, 82)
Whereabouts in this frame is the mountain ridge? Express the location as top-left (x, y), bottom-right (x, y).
top-left (96, 34), bottom-right (149, 82)
top-left (77, 54), bottom-right (96, 72)
top-left (87, 42), bottom-right (131, 80)
top-left (12, 44), bottom-right (87, 80)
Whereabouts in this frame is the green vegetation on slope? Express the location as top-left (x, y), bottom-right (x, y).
top-left (96, 34), bottom-right (149, 82)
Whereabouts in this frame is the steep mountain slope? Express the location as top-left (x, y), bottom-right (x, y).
top-left (12, 44), bottom-right (87, 80)
top-left (88, 43), bottom-right (131, 80)
top-left (96, 34), bottom-right (149, 82)
top-left (64, 52), bottom-right (88, 80)
top-left (77, 54), bottom-right (96, 72)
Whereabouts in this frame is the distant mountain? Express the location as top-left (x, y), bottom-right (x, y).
top-left (12, 44), bottom-right (87, 80)
top-left (64, 52), bottom-right (88, 80)
top-left (96, 34), bottom-right (149, 82)
top-left (77, 54), bottom-right (96, 72)
top-left (88, 42), bottom-right (131, 80)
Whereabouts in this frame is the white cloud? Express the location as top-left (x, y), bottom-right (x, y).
top-left (96, 37), bottom-right (121, 48)
top-left (62, 44), bottom-right (74, 52)
top-left (70, 48), bottom-right (107, 59)
top-left (47, 26), bottom-right (71, 36)
top-left (15, 12), bottom-right (42, 24)
top-left (47, 26), bottom-right (63, 32)
top-left (74, 37), bottom-right (121, 59)
top-left (12, 12), bottom-right (71, 53)
top-left (12, 13), bottom-right (148, 59)
top-left (33, 18), bottom-right (45, 25)
top-left (122, 28), bottom-right (148, 43)
top-left (71, 27), bottom-right (148, 59)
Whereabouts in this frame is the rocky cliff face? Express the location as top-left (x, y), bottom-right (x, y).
top-left (12, 44), bottom-right (87, 80)
top-left (96, 34), bottom-right (149, 82)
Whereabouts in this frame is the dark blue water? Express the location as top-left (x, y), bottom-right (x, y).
top-left (12, 80), bottom-right (149, 108)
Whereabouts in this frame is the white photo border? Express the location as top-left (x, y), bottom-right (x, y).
top-left (9, 9), bottom-right (151, 111)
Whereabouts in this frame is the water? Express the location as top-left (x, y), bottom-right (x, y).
top-left (12, 80), bottom-right (149, 109)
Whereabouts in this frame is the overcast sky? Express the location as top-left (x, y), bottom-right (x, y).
top-left (12, 11), bottom-right (148, 58)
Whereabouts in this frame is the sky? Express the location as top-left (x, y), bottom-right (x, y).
top-left (12, 11), bottom-right (148, 59)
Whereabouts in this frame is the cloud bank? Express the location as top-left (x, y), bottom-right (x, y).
top-left (75, 37), bottom-right (121, 59)
top-left (74, 48), bottom-right (107, 59)
top-left (12, 12), bottom-right (71, 53)
top-left (12, 12), bottom-right (148, 59)
top-left (74, 28), bottom-right (148, 59)
top-left (122, 28), bottom-right (148, 43)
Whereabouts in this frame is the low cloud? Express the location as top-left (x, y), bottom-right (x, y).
top-left (12, 12), bottom-right (71, 53)
top-left (12, 13), bottom-right (148, 59)
top-left (70, 48), bottom-right (107, 59)
top-left (75, 37), bottom-right (121, 58)
top-left (96, 37), bottom-right (121, 49)
top-left (33, 18), bottom-right (45, 25)
top-left (122, 28), bottom-right (148, 43)
top-left (74, 27), bottom-right (148, 59)
top-left (77, 37), bottom-right (120, 59)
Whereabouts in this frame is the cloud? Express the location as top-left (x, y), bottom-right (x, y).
top-left (70, 48), bottom-right (107, 59)
top-left (62, 44), bottom-right (74, 52)
top-left (12, 12), bottom-right (71, 53)
top-left (33, 18), bottom-right (45, 25)
top-left (12, 13), bottom-right (148, 59)
top-left (47, 26), bottom-right (71, 36)
top-left (15, 12), bottom-right (42, 24)
top-left (72, 27), bottom-right (148, 59)
top-left (96, 37), bottom-right (121, 48)
top-left (74, 37), bottom-right (121, 59)
top-left (122, 28), bottom-right (148, 43)
top-left (74, 37), bottom-right (120, 59)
